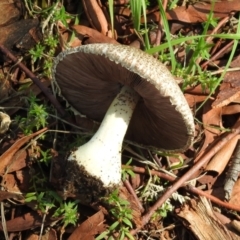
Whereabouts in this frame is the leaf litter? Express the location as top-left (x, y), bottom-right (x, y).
top-left (1, 0), bottom-right (240, 239)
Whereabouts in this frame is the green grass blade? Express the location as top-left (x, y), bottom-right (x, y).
top-left (130, 0), bottom-right (141, 31)
top-left (141, 0), bottom-right (150, 49)
top-left (146, 34), bottom-right (240, 55)
top-left (108, 0), bottom-right (114, 37)
top-left (157, 0), bottom-right (176, 71)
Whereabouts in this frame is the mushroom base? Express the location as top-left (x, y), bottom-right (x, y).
top-left (63, 160), bottom-right (120, 204)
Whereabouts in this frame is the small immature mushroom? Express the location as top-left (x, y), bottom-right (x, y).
top-left (52, 43), bottom-right (194, 202)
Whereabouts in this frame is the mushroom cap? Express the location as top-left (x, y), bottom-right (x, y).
top-left (52, 44), bottom-right (194, 152)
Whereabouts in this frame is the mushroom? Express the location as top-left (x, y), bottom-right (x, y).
top-left (52, 43), bottom-right (194, 202)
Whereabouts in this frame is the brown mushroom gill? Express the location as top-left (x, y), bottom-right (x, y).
top-left (55, 52), bottom-right (192, 150)
top-left (53, 43), bottom-right (194, 200)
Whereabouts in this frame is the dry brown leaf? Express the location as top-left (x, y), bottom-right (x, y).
top-left (0, 190), bottom-right (23, 202)
top-left (206, 135), bottom-right (240, 173)
top-left (15, 168), bottom-right (32, 192)
top-left (212, 71), bottom-right (240, 108)
top-left (68, 210), bottom-right (106, 240)
top-left (25, 229), bottom-right (57, 240)
top-left (0, 0), bottom-right (22, 27)
top-left (2, 173), bottom-right (21, 192)
top-left (198, 135), bottom-right (240, 189)
top-left (222, 104), bottom-right (240, 115)
top-left (193, 100), bottom-right (223, 181)
top-left (185, 84), bottom-right (210, 95)
top-left (184, 94), bottom-right (207, 108)
top-left (0, 128), bottom-right (47, 175)
top-left (166, 1), bottom-right (240, 23)
top-left (114, 0), bottom-right (129, 5)
top-left (82, 0), bottom-right (111, 37)
top-left (0, 18), bottom-right (40, 50)
top-left (72, 25), bottom-right (118, 44)
top-left (212, 54), bottom-right (240, 108)
top-left (196, 100), bottom-right (222, 161)
top-left (5, 149), bottom-right (29, 173)
top-left (55, 20), bottom-right (82, 49)
top-left (5, 148), bottom-right (41, 174)
top-left (0, 212), bottom-right (44, 232)
top-left (145, 1), bottom-right (240, 24)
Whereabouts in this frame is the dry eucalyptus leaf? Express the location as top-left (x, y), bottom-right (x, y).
top-left (68, 210), bottom-right (106, 240)
top-left (212, 71), bottom-right (240, 108)
top-left (0, 0), bottom-right (23, 27)
top-left (0, 128), bottom-right (47, 175)
top-left (206, 135), bottom-right (239, 174)
top-left (166, 1), bottom-right (240, 23)
top-left (196, 100), bottom-right (222, 162)
top-left (198, 135), bottom-right (240, 189)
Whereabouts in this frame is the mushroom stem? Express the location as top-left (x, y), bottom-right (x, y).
top-left (68, 85), bottom-right (139, 188)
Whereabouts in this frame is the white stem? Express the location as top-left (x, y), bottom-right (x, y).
top-left (68, 85), bottom-right (139, 187)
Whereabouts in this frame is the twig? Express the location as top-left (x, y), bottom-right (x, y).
top-left (130, 117), bottom-right (240, 234)
top-left (123, 180), bottom-right (144, 212)
top-left (0, 45), bottom-right (66, 117)
top-left (124, 165), bottom-right (240, 212)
